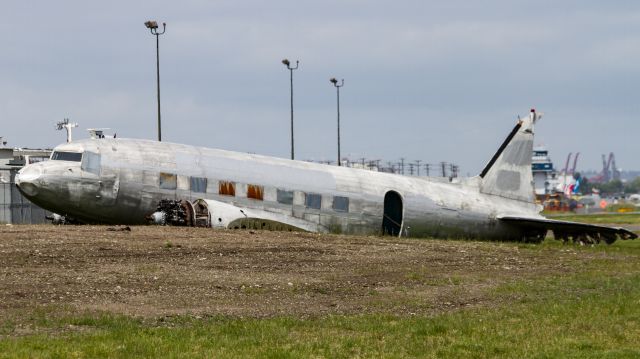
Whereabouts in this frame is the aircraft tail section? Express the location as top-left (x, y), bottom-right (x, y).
top-left (478, 109), bottom-right (540, 203)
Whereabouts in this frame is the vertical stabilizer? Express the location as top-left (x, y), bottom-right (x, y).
top-left (479, 109), bottom-right (540, 203)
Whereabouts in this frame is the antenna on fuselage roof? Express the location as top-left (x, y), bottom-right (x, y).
top-left (56, 118), bottom-right (78, 143)
top-left (87, 128), bottom-right (116, 139)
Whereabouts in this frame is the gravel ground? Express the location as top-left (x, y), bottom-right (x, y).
top-left (0, 225), bottom-right (622, 322)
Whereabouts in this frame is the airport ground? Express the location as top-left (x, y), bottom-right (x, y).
top-left (1, 218), bottom-right (640, 358)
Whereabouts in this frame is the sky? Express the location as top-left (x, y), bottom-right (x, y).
top-left (1, 1), bottom-right (639, 175)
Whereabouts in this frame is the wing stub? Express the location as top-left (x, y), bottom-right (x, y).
top-left (498, 215), bottom-right (637, 245)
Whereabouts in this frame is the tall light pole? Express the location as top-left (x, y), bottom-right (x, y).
top-left (145, 20), bottom-right (166, 142)
top-left (282, 59), bottom-right (299, 160)
top-left (330, 77), bottom-right (344, 166)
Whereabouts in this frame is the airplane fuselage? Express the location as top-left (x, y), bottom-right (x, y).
top-left (16, 138), bottom-right (541, 240)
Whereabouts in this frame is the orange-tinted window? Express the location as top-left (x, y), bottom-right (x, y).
top-left (159, 172), bottom-right (177, 190)
top-left (247, 184), bottom-right (264, 200)
top-left (219, 181), bottom-right (236, 196)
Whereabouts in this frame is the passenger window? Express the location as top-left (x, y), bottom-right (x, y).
top-left (219, 181), bottom-right (236, 196)
top-left (247, 184), bottom-right (264, 200)
top-left (159, 172), bottom-right (177, 190)
top-left (206, 179), bottom-right (218, 193)
top-left (177, 175), bottom-right (189, 190)
top-left (332, 196), bottom-right (349, 212)
top-left (277, 189), bottom-right (294, 205)
top-left (190, 177), bottom-right (207, 193)
top-left (81, 151), bottom-right (101, 175)
top-left (305, 193), bottom-right (322, 210)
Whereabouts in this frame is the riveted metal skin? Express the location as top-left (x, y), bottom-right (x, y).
top-left (15, 110), bottom-right (637, 243)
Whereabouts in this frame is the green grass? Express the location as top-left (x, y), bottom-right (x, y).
top-left (545, 212), bottom-right (640, 225)
top-left (3, 224), bottom-right (640, 358)
top-left (2, 267), bottom-right (640, 358)
top-left (530, 234), bottom-right (640, 254)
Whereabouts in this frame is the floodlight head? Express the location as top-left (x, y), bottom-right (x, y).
top-left (330, 78), bottom-right (338, 84)
top-left (282, 59), bottom-right (290, 66)
top-left (145, 21), bottom-right (158, 29)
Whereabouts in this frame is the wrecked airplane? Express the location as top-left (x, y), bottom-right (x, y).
top-left (15, 109), bottom-right (637, 243)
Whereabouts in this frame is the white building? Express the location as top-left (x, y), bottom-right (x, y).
top-left (0, 142), bottom-right (52, 223)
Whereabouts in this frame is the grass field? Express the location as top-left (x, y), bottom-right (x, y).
top-left (545, 212), bottom-right (640, 225)
top-left (2, 270), bottom-right (640, 358)
top-left (1, 218), bottom-right (640, 358)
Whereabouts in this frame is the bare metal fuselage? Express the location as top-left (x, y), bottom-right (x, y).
top-left (16, 138), bottom-right (540, 240)
top-left (16, 110), bottom-right (636, 243)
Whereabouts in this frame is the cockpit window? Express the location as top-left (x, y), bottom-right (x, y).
top-left (81, 151), bottom-right (101, 174)
top-left (51, 151), bottom-right (82, 162)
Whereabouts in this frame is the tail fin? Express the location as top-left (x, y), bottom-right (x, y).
top-left (479, 109), bottom-right (540, 203)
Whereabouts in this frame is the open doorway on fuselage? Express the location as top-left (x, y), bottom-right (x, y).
top-left (382, 191), bottom-right (403, 237)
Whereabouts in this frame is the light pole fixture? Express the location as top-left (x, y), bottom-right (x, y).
top-left (330, 77), bottom-right (344, 166)
top-left (282, 58), bottom-right (299, 160)
top-left (145, 20), bottom-right (166, 141)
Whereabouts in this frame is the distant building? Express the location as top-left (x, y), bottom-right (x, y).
top-left (532, 146), bottom-right (558, 196)
top-left (0, 144), bottom-right (52, 224)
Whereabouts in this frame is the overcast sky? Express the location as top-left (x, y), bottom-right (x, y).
top-left (1, 1), bottom-right (639, 174)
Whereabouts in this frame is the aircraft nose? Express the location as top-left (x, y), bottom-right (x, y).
top-left (15, 165), bottom-right (43, 197)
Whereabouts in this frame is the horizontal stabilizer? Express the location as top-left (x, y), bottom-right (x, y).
top-left (498, 215), bottom-right (637, 244)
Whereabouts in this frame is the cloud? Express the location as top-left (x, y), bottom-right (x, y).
top-left (1, 1), bottom-right (639, 173)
